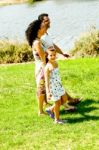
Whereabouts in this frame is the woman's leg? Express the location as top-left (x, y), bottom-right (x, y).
top-left (37, 94), bottom-right (45, 115)
top-left (65, 92), bottom-right (80, 105)
top-left (61, 94), bottom-right (68, 104)
top-left (61, 94), bottom-right (76, 110)
top-left (36, 66), bottom-right (47, 112)
top-left (43, 94), bottom-right (51, 107)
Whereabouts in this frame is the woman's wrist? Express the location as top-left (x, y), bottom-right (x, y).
top-left (46, 89), bottom-right (50, 93)
top-left (62, 53), bottom-right (70, 58)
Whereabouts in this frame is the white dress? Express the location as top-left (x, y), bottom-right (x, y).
top-left (49, 68), bottom-right (65, 101)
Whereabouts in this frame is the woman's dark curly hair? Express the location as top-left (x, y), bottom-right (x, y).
top-left (38, 13), bottom-right (48, 22)
top-left (25, 19), bottom-right (42, 47)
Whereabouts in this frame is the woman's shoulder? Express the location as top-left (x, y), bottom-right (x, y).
top-left (32, 39), bottom-right (42, 50)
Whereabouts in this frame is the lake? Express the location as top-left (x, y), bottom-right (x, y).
top-left (0, 0), bottom-right (99, 51)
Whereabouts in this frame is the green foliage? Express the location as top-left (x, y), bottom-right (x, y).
top-left (0, 40), bottom-right (33, 64)
top-left (70, 28), bottom-right (99, 57)
top-left (28, 0), bottom-right (43, 4)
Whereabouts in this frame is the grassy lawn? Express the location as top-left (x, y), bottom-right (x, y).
top-left (0, 58), bottom-right (99, 150)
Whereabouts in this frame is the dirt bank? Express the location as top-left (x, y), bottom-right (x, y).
top-left (0, 0), bottom-right (27, 6)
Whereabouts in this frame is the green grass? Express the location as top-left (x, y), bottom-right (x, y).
top-left (0, 58), bottom-right (99, 150)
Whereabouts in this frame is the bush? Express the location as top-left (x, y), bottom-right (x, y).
top-left (70, 27), bottom-right (99, 57)
top-left (0, 40), bottom-right (33, 64)
top-left (28, 0), bottom-right (43, 4)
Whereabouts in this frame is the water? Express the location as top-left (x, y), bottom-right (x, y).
top-left (0, 0), bottom-right (99, 51)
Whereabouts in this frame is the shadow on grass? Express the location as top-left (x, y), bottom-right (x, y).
top-left (60, 99), bottom-right (99, 123)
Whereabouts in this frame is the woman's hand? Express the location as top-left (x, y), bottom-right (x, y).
top-left (62, 53), bottom-right (70, 58)
top-left (47, 92), bottom-right (52, 100)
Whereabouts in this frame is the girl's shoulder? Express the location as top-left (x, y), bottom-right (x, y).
top-left (33, 39), bottom-right (41, 46)
top-left (45, 63), bottom-right (51, 69)
top-left (46, 62), bottom-right (57, 72)
top-left (55, 61), bottom-right (58, 67)
top-left (45, 63), bottom-right (52, 71)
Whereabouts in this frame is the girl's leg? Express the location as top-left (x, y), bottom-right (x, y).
top-left (54, 100), bottom-right (66, 124)
top-left (46, 104), bottom-right (55, 119)
top-left (46, 100), bottom-right (66, 124)
top-left (54, 100), bottom-right (61, 121)
top-left (46, 100), bottom-right (61, 120)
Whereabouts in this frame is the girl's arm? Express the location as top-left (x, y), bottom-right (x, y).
top-left (34, 40), bottom-right (46, 64)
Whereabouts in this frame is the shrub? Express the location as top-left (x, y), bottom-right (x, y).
top-left (0, 40), bottom-right (33, 64)
top-left (28, 0), bottom-right (43, 4)
top-left (70, 27), bottom-right (99, 57)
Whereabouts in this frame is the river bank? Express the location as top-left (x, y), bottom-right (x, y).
top-left (0, 28), bottom-right (99, 64)
top-left (0, 0), bottom-right (28, 6)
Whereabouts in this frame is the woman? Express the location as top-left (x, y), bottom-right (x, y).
top-left (38, 13), bottom-right (81, 105)
top-left (25, 20), bottom-right (48, 115)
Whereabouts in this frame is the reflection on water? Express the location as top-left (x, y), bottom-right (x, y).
top-left (0, 0), bottom-right (99, 50)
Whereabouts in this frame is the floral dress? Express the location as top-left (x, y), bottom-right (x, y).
top-left (49, 68), bottom-right (65, 101)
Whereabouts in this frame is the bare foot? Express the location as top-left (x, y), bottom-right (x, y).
top-left (38, 111), bottom-right (47, 116)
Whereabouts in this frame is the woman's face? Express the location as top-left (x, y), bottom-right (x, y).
top-left (42, 16), bottom-right (50, 29)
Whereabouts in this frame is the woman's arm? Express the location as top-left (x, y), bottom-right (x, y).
top-left (34, 40), bottom-right (46, 64)
top-left (45, 66), bottom-right (50, 93)
top-left (45, 66), bottom-right (51, 100)
top-left (54, 44), bottom-right (70, 58)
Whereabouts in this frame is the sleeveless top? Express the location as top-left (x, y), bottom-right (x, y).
top-left (32, 39), bottom-right (47, 62)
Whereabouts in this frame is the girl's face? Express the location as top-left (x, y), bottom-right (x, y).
top-left (47, 50), bottom-right (56, 61)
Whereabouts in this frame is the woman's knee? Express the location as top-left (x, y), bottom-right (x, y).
top-left (55, 99), bottom-right (61, 106)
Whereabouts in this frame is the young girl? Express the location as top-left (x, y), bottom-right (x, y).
top-left (45, 47), bottom-right (75, 124)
